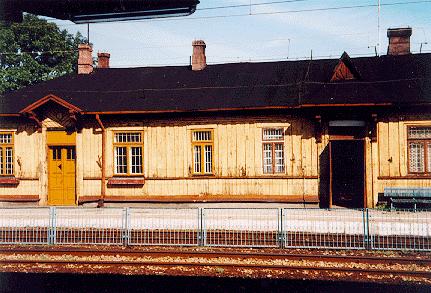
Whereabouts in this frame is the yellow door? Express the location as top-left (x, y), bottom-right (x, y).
top-left (48, 146), bottom-right (76, 205)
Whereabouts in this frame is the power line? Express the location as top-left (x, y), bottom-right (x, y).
top-left (198, 0), bottom-right (310, 11)
top-left (17, 77), bottom-right (427, 94)
top-left (80, 0), bottom-right (431, 25)
top-left (111, 48), bottom-right (431, 67)
top-left (0, 49), bottom-right (76, 56)
top-left (0, 34), bottom-right (376, 56)
top-left (7, 0), bottom-right (431, 28)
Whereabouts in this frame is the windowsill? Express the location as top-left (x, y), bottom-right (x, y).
top-left (378, 175), bottom-right (431, 179)
top-left (406, 173), bottom-right (431, 177)
top-left (0, 176), bottom-right (19, 185)
top-left (191, 174), bottom-right (215, 178)
top-left (112, 174), bottom-right (145, 178)
top-left (262, 173), bottom-right (286, 176)
top-left (108, 177), bottom-right (145, 186)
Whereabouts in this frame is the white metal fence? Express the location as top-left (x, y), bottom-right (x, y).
top-left (368, 209), bottom-right (431, 251)
top-left (54, 208), bottom-right (124, 245)
top-left (282, 209), bottom-right (366, 249)
top-left (128, 208), bottom-right (199, 246)
top-left (0, 207), bottom-right (430, 251)
top-left (203, 208), bottom-right (279, 247)
top-left (0, 208), bottom-right (50, 245)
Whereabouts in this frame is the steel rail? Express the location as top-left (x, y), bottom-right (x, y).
top-left (0, 258), bottom-right (430, 278)
top-left (1, 246), bottom-right (430, 265)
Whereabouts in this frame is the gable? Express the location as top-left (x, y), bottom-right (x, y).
top-left (19, 94), bottom-right (82, 114)
top-left (330, 52), bottom-right (362, 82)
top-left (331, 61), bottom-right (355, 81)
top-left (18, 94), bottom-right (81, 131)
top-left (40, 102), bottom-right (76, 129)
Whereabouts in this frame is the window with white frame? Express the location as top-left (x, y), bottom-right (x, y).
top-left (0, 132), bottom-right (13, 176)
top-left (262, 128), bottom-right (285, 174)
top-left (192, 130), bottom-right (213, 175)
top-left (408, 126), bottom-right (431, 174)
top-left (113, 132), bottom-right (143, 175)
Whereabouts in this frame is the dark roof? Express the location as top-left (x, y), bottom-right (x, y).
top-left (2, 53), bottom-right (431, 114)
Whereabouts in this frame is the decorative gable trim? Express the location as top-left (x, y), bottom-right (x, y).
top-left (19, 94), bottom-right (82, 114)
top-left (330, 52), bottom-right (362, 82)
top-left (19, 94), bottom-right (82, 132)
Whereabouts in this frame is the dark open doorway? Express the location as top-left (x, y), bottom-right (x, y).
top-left (330, 140), bottom-right (365, 208)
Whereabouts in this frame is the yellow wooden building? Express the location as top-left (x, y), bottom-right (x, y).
top-left (1, 28), bottom-right (430, 208)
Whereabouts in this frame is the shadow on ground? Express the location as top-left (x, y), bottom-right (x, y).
top-left (0, 273), bottom-right (429, 293)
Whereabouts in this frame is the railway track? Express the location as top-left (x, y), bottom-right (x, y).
top-left (1, 246), bottom-right (430, 283)
top-left (0, 246), bottom-right (430, 266)
top-left (1, 258), bottom-right (430, 279)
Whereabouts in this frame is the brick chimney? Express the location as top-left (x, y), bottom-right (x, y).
top-left (192, 40), bottom-right (207, 71)
top-left (78, 44), bottom-right (93, 74)
top-left (387, 27), bottom-right (412, 56)
top-left (97, 52), bottom-right (110, 69)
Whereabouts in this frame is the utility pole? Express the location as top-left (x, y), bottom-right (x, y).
top-left (377, 0), bottom-right (381, 56)
top-left (87, 23), bottom-right (90, 44)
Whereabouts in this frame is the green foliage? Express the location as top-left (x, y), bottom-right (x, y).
top-left (0, 14), bottom-right (86, 94)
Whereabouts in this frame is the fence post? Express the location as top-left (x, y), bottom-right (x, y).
top-left (363, 208), bottom-right (370, 249)
top-left (48, 207), bottom-right (56, 245)
top-left (366, 208), bottom-right (372, 250)
top-left (198, 208), bottom-right (205, 246)
top-left (122, 207), bottom-right (130, 247)
top-left (278, 208), bottom-right (284, 248)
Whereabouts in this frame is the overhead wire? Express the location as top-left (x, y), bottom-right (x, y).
top-left (16, 77), bottom-right (427, 94)
top-left (0, 1), bottom-right (430, 64)
top-left (4, 0), bottom-right (431, 28)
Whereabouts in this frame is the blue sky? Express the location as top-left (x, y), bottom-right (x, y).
top-left (49, 0), bottom-right (431, 67)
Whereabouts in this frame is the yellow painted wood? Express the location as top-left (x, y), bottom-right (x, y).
top-left (285, 122), bottom-right (293, 176)
top-left (19, 115), bottom-right (431, 205)
top-left (398, 120), bottom-right (407, 176)
top-left (378, 121), bottom-right (389, 177)
top-left (291, 119), bottom-right (303, 176)
top-left (46, 131), bottom-right (76, 145)
top-left (388, 118), bottom-right (400, 177)
top-left (48, 147), bottom-right (76, 206)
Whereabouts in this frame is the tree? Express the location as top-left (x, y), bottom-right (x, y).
top-left (0, 14), bottom-right (87, 94)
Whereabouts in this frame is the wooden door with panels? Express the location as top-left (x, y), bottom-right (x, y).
top-left (47, 131), bottom-right (76, 206)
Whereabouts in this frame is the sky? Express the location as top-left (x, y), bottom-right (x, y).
top-left (47, 0), bottom-right (431, 67)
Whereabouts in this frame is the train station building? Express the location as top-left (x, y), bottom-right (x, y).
top-left (0, 27), bottom-right (430, 208)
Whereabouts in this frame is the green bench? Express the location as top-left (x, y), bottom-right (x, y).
top-left (384, 187), bottom-right (431, 210)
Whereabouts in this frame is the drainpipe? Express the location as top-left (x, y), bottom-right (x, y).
top-left (95, 114), bottom-right (106, 208)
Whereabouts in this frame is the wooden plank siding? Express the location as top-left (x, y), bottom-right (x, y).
top-left (80, 116), bottom-right (320, 200)
top-left (2, 113), bottom-right (431, 207)
top-left (374, 115), bottom-right (431, 204)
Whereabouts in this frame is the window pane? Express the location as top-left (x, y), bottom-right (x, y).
top-left (408, 127), bottom-right (431, 139)
top-left (193, 131), bottom-right (212, 142)
top-left (53, 147), bottom-right (61, 160)
top-left (409, 142), bottom-right (425, 172)
top-left (428, 143), bottom-right (431, 172)
top-left (0, 148), bottom-right (3, 174)
top-left (0, 133), bottom-right (12, 144)
top-left (263, 143), bottom-right (273, 174)
top-left (204, 145), bottom-right (212, 174)
top-left (274, 143), bottom-right (285, 173)
top-left (114, 132), bottom-right (142, 143)
top-left (115, 146), bottom-right (127, 174)
top-left (66, 147), bottom-right (75, 160)
top-left (194, 145), bottom-right (201, 173)
top-left (130, 147), bottom-right (143, 174)
top-left (5, 147), bottom-right (13, 175)
top-left (263, 128), bottom-right (283, 141)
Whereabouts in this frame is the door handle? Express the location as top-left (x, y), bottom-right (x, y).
top-left (58, 163), bottom-right (62, 170)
